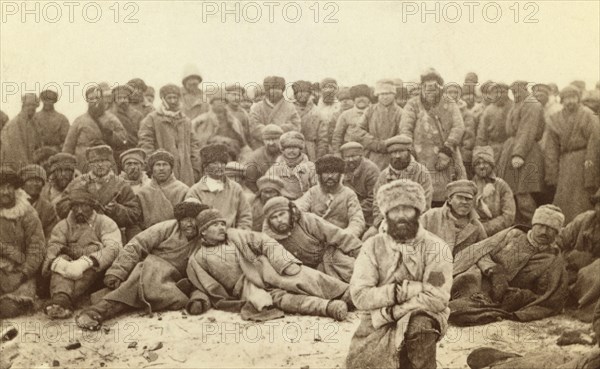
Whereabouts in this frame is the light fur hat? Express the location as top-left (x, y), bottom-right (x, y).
top-left (376, 179), bottom-right (426, 214)
top-left (374, 79), bottom-right (396, 96)
top-left (532, 204), bottom-right (565, 231)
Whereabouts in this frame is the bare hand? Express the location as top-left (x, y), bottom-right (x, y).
top-left (511, 156), bottom-right (525, 169)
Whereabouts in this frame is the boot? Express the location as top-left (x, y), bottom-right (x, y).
top-left (75, 299), bottom-right (128, 331)
top-left (325, 300), bottom-right (348, 321)
top-left (45, 293), bottom-right (73, 319)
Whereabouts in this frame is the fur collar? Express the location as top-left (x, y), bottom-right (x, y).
top-left (0, 189), bottom-right (33, 220)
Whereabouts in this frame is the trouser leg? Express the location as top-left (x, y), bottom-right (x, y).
top-left (50, 269), bottom-right (102, 307)
top-left (398, 313), bottom-right (440, 369)
top-left (269, 289), bottom-right (328, 317)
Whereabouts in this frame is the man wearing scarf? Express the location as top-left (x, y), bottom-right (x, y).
top-left (1, 93), bottom-right (43, 167)
top-left (476, 82), bottom-right (513, 166)
top-left (354, 79), bottom-right (404, 170)
top-left (138, 83), bottom-right (202, 186)
top-left (295, 155), bottom-right (365, 238)
top-left (400, 68), bottom-right (467, 204)
top-left (265, 131), bottom-right (317, 200)
top-left (346, 179), bottom-right (452, 369)
top-left (332, 84), bottom-right (372, 155)
top-left (471, 146), bottom-right (516, 236)
top-left (33, 89), bottom-right (70, 152)
top-left (242, 124), bottom-right (283, 192)
top-left (545, 85), bottom-right (600, 223)
top-left (111, 84), bottom-right (144, 163)
top-left (118, 148), bottom-right (150, 194)
top-left (127, 78), bottom-right (155, 119)
top-left (137, 150), bottom-right (189, 230)
top-left (62, 86), bottom-right (128, 172)
top-left (39, 153), bottom-right (78, 207)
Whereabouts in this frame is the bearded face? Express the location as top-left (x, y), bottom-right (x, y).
top-left (319, 172), bottom-right (341, 191)
top-left (386, 205), bottom-right (420, 243)
top-left (54, 168), bottom-right (74, 191)
top-left (343, 155), bottom-right (362, 172)
top-left (87, 98), bottom-right (106, 119)
top-left (390, 150), bottom-right (411, 171)
top-left (264, 139), bottom-right (281, 155)
top-left (562, 95), bottom-right (579, 113)
top-left (0, 184), bottom-right (16, 209)
top-left (268, 209), bottom-right (292, 234)
top-left (72, 203), bottom-right (94, 224)
top-left (123, 159), bottom-right (143, 181)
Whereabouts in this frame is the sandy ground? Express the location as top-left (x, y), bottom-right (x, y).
top-left (1, 308), bottom-right (595, 369)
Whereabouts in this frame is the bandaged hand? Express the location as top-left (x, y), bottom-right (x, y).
top-left (50, 257), bottom-right (71, 277)
top-left (63, 256), bottom-right (93, 280)
top-left (511, 156), bottom-right (525, 169)
top-left (283, 263), bottom-right (301, 276)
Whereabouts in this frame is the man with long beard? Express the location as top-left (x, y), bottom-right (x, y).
top-left (62, 86), bottom-right (128, 172)
top-left (111, 84), bottom-right (144, 163)
top-left (40, 153), bottom-right (78, 207)
top-left (242, 124), bottom-right (284, 192)
top-left (331, 84), bottom-right (372, 155)
top-left (295, 155), bottom-right (365, 238)
top-left (363, 135), bottom-right (432, 240)
top-left (346, 179), bottom-right (453, 369)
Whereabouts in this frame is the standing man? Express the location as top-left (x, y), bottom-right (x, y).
top-left (18, 164), bottom-right (58, 238)
top-left (138, 84), bottom-right (202, 186)
top-left (354, 79), bottom-right (404, 169)
top-left (118, 148), bottom-right (150, 194)
top-left (34, 89), bottom-right (70, 152)
top-left (180, 64), bottom-right (209, 120)
top-left (292, 80), bottom-right (314, 120)
top-left (331, 84), bottom-right (371, 155)
top-left (346, 179), bottom-right (453, 369)
top-left (242, 124), bottom-right (283, 192)
top-left (225, 84), bottom-right (255, 148)
top-left (127, 78), bottom-right (155, 119)
top-left (497, 81), bottom-right (545, 225)
top-left (298, 80), bottom-right (330, 161)
top-left (250, 76), bottom-right (301, 140)
top-left (0, 94), bottom-right (42, 167)
top-left (111, 84), bottom-right (144, 161)
top-left (476, 82), bottom-right (512, 165)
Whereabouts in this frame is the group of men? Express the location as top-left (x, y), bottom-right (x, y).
top-left (0, 67), bottom-right (599, 369)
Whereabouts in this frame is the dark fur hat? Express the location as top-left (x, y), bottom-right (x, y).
top-left (200, 144), bottom-right (230, 167)
top-left (173, 199), bottom-right (210, 221)
top-left (315, 155), bottom-right (346, 174)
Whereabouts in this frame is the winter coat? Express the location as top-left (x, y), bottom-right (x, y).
top-left (110, 105), bottom-right (144, 155)
top-left (118, 171), bottom-right (151, 195)
top-left (295, 183), bottom-right (365, 238)
top-left (192, 110), bottom-right (248, 150)
top-left (331, 107), bottom-right (366, 154)
top-left (130, 101), bottom-right (155, 119)
top-left (228, 105), bottom-right (258, 149)
top-left (342, 157), bottom-right (380, 226)
top-left (263, 211), bottom-right (361, 283)
top-left (138, 108), bottom-right (201, 186)
top-left (557, 210), bottom-right (600, 259)
top-left (265, 154), bottom-right (317, 200)
top-left (300, 105), bottom-right (329, 161)
top-left (181, 88), bottom-right (209, 120)
top-left (242, 146), bottom-right (280, 192)
top-left (458, 100), bottom-right (476, 165)
top-left (62, 111), bottom-right (128, 172)
top-left (186, 177), bottom-right (252, 230)
top-left (33, 109), bottom-right (70, 151)
top-left (32, 197), bottom-right (59, 239)
top-left (249, 195), bottom-right (266, 232)
top-left (46, 211), bottom-right (122, 271)
top-left (545, 105), bottom-right (600, 223)
top-left (137, 175), bottom-right (189, 229)
top-left (497, 95), bottom-right (545, 194)
top-left (249, 98), bottom-right (301, 136)
top-left (346, 227), bottom-right (452, 369)
top-left (0, 111), bottom-right (44, 167)
top-left (473, 175), bottom-right (516, 236)
top-left (0, 110), bottom-right (8, 130)
top-left (476, 101), bottom-right (513, 165)
top-left (420, 203), bottom-right (487, 256)
top-left (354, 102), bottom-right (404, 169)
top-left (399, 96), bottom-right (466, 201)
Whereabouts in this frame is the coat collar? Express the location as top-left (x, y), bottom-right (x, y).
top-left (0, 189), bottom-right (33, 220)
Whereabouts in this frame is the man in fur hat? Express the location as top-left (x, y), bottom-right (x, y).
top-left (450, 204), bottom-right (568, 325)
top-left (265, 131), bottom-right (317, 200)
top-left (242, 124), bottom-right (283, 192)
top-left (263, 196), bottom-right (361, 283)
top-left (42, 189), bottom-right (122, 319)
top-left (57, 145), bottom-right (141, 240)
top-left (471, 146), bottom-right (515, 236)
top-left (331, 84), bottom-right (371, 155)
top-left (354, 79), bottom-right (404, 169)
top-left (250, 76), bottom-right (301, 142)
top-left (40, 153), bottom-right (78, 207)
top-left (33, 146), bottom-right (60, 174)
top-left (180, 65), bottom-right (209, 120)
top-left (292, 80), bottom-right (315, 119)
top-left (118, 148), bottom-right (150, 194)
top-left (0, 93), bottom-right (43, 167)
top-left (19, 164), bottom-right (58, 238)
top-left (186, 207), bottom-right (351, 321)
top-left (476, 82), bottom-right (512, 164)
top-left (33, 89), bottom-right (70, 152)
top-left (249, 175), bottom-right (284, 231)
top-left (138, 83), bottom-right (202, 186)
top-left (127, 78), bottom-right (155, 119)
top-left (75, 200), bottom-right (210, 330)
top-left (399, 68), bottom-right (467, 205)
top-left (111, 84), bottom-right (144, 161)
top-left (137, 150), bottom-right (189, 230)
top-left (0, 165), bottom-right (45, 318)
top-left (339, 142), bottom-right (380, 226)
top-left (420, 179), bottom-right (487, 257)
top-left (363, 135), bottom-right (433, 240)
top-left (295, 154), bottom-right (365, 238)
top-left (346, 179), bottom-right (453, 369)
top-left (63, 86), bottom-right (128, 173)
top-left (186, 144), bottom-right (252, 230)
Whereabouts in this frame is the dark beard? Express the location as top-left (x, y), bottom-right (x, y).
top-left (390, 158), bottom-right (410, 171)
top-left (88, 101), bottom-right (106, 119)
top-left (266, 145), bottom-right (280, 155)
top-left (387, 216), bottom-right (419, 242)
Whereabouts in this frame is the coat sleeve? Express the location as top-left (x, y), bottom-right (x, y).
top-left (22, 210), bottom-right (46, 278)
top-left (475, 108), bottom-right (490, 147)
top-left (89, 216), bottom-right (123, 271)
top-left (248, 231), bottom-right (301, 274)
top-left (189, 123), bottom-right (202, 178)
top-left (293, 188), bottom-right (313, 212)
top-left (584, 113), bottom-right (600, 189)
top-left (362, 164), bottom-right (379, 220)
top-left (137, 115), bottom-right (157, 155)
top-left (512, 101), bottom-right (544, 160)
top-left (354, 107), bottom-right (386, 153)
top-left (307, 214), bottom-right (362, 258)
top-left (371, 174), bottom-right (384, 227)
top-left (107, 184), bottom-right (142, 227)
top-left (316, 118), bottom-right (329, 158)
top-left (59, 115), bottom-right (70, 146)
top-left (331, 113), bottom-right (348, 155)
top-left (345, 190), bottom-right (366, 238)
top-left (482, 180), bottom-right (516, 236)
top-left (461, 110), bottom-right (476, 152)
top-left (62, 119), bottom-right (80, 154)
top-left (350, 242), bottom-right (396, 310)
top-left (555, 212), bottom-right (586, 252)
top-left (45, 220), bottom-right (68, 260)
top-left (543, 115), bottom-right (561, 186)
top-left (419, 166), bottom-right (434, 210)
top-left (445, 104), bottom-right (465, 148)
top-left (235, 189), bottom-right (253, 230)
top-left (98, 112), bottom-right (128, 147)
top-left (282, 108), bottom-right (301, 133)
top-left (399, 100), bottom-right (418, 139)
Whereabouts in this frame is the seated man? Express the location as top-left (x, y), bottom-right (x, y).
top-left (242, 124), bottom-right (283, 192)
top-left (0, 166), bottom-right (45, 318)
top-left (18, 164), bottom-right (58, 238)
top-left (339, 142), bottom-right (380, 227)
top-left (556, 188), bottom-right (600, 321)
top-left (450, 205), bottom-right (568, 325)
top-left (42, 189), bottom-right (122, 319)
top-left (186, 208), bottom-right (350, 321)
top-left (118, 148), bottom-right (150, 194)
top-left (263, 196), bottom-right (361, 283)
top-left (346, 179), bottom-right (453, 369)
top-left (224, 161), bottom-right (255, 202)
top-left (137, 150), bottom-right (189, 230)
top-left (420, 179), bottom-right (487, 256)
top-left (39, 152), bottom-right (78, 207)
top-left (186, 144), bottom-right (252, 230)
top-left (249, 175), bottom-right (284, 231)
top-left (57, 145), bottom-right (142, 240)
top-left (295, 155), bottom-right (365, 238)
top-left (471, 146), bottom-right (516, 236)
top-left (75, 200), bottom-right (210, 330)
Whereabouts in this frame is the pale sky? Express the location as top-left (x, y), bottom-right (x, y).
top-left (1, 0), bottom-right (598, 120)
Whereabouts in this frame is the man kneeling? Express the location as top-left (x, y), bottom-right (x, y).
top-left (185, 208), bottom-right (350, 321)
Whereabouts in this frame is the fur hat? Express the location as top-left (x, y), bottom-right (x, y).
top-left (532, 204), bottom-right (565, 231)
top-left (464, 72), bottom-right (479, 84)
top-left (68, 188), bottom-right (98, 208)
top-left (337, 87), bottom-right (351, 101)
top-left (315, 155), bottom-right (346, 174)
top-left (320, 78), bottom-right (338, 89)
top-left (127, 78), bottom-right (148, 93)
top-left (18, 165), bottom-right (47, 184)
top-left (197, 208), bottom-right (227, 234)
top-left (509, 80), bottom-right (528, 91)
top-left (48, 153), bottom-right (77, 174)
top-left (263, 76), bottom-right (286, 91)
top-left (279, 131), bottom-right (305, 149)
top-left (256, 176), bottom-right (284, 194)
top-left (200, 144), bottom-right (229, 167)
top-left (472, 146), bottom-right (495, 166)
top-left (40, 89), bottom-right (59, 103)
top-left (377, 179), bottom-right (426, 214)
top-left (33, 146), bottom-right (59, 166)
top-left (86, 145), bottom-right (113, 162)
top-left (0, 165), bottom-right (23, 188)
top-left (159, 84), bottom-right (181, 99)
top-left (446, 180), bottom-right (477, 199)
top-left (560, 85), bottom-right (581, 100)
top-left (339, 142), bottom-right (364, 157)
top-left (261, 124), bottom-right (284, 141)
top-left (147, 150), bottom-right (174, 170)
top-left (350, 84), bottom-right (372, 100)
top-left (262, 196), bottom-right (291, 220)
top-left (224, 162), bottom-right (245, 178)
top-left (224, 84), bottom-right (245, 95)
top-left (374, 79), bottom-right (396, 96)
top-left (292, 80), bottom-right (312, 95)
top-left (385, 135), bottom-right (413, 152)
top-left (21, 93), bottom-right (40, 106)
top-left (181, 64), bottom-right (203, 85)
top-left (420, 68), bottom-right (444, 85)
top-left (174, 199), bottom-right (209, 221)
top-left (119, 148), bottom-right (146, 165)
